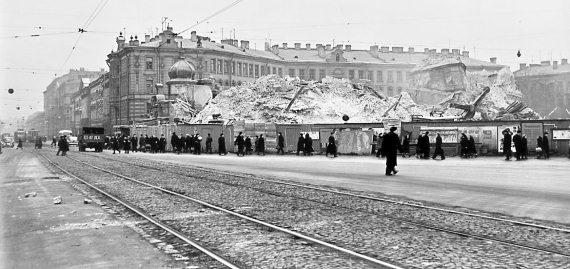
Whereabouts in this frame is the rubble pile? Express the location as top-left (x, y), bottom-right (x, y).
top-left (192, 75), bottom-right (427, 123)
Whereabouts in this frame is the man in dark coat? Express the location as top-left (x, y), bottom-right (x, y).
top-left (375, 133), bottom-right (384, 157)
top-left (159, 134), bottom-right (167, 153)
top-left (245, 136), bottom-right (253, 155)
top-left (60, 135), bottom-right (69, 156)
top-left (277, 132), bottom-right (285, 155)
top-left (536, 136), bottom-right (544, 159)
top-left (171, 132), bottom-right (180, 154)
top-left (421, 132), bottom-right (431, 159)
top-left (218, 134), bottom-right (227, 155)
top-left (234, 132), bottom-right (245, 156)
top-left (381, 127), bottom-right (402, 176)
top-left (257, 134), bottom-right (265, 155)
top-left (112, 135), bottom-right (120, 154)
top-left (139, 135), bottom-right (145, 152)
top-left (296, 133), bottom-right (304, 155)
top-left (468, 135), bottom-right (477, 158)
top-left (513, 130), bottom-right (522, 160)
top-left (184, 134), bottom-right (191, 153)
top-left (56, 136), bottom-right (65, 156)
top-left (521, 134), bottom-right (528, 160)
top-left (431, 133), bottom-right (445, 160)
top-left (502, 128), bottom-right (512, 160)
top-left (123, 135), bottom-right (131, 154)
top-left (326, 132), bottom-right (337, 157)
top-left (131, 134), bottom-right (138, 152)
top-left (542, 132), bottom-right (550, 159)
top-left (194, 134), bottom-right (202, 155)
top-left (304, 133), bottom-right (313, 156)
top-left (205, 133), bottom-right (213, 154)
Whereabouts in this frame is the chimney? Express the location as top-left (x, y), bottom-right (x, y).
top-left (306, 43), bottom-right (311, 50)
top-left (282, 43), bottom-right (288, 49)
top-left (441, 48), bottom-right (450, 54)
top-left (392, 47), bottom-right (403, 52)
top-left (240, 40), bottom-right (250, 50)
top-left (452, 49), bottom-right (460, 55)
top-left (336, 44), bottom-right (342, 50)
top-left (232, 40), bottom-right (239, 47)
top-left (424, 48), bottom-right (430, 53)
top-left (294, 43), bottom-right (301, 49)
top-left (490, 57), bottom-right (497, 64)
top-left (325, 44), bottom-right (331, 50)
top-left (132, 35), bottom-right (139, 46)
top-left (116, 32), bottom-right (126, 50)
top-left (190, 31), bottom-right (197, 42)
top-left (221, 39), bottom-right (232, 45)
top-left (370, 45), bottom-right (379, 58)
top-left (380, 46), bottom-right (389, 53)
top-left (553, 61), bottom-right (558, 70)
top-left (519, 63), bottom-right (527, 70)
top-left (541, 60), bottom-right (551, 66)
top-left (408, 47), bottom-right (415, 53)
top-left (265, 42), bottom-right (270, 51)
top-left (345, 45), bottom-right (352, 51)
top-left (462, 51), bottom-right (470, 58)
top-left (271, 44), bottom-right (279, 54)
top-left (80, 67), bottom-right (85, 72)
top-left (562, 58), bottom-right (568, 65)
top-left (144, 34), bottom-right (150, 43)
top-left (317, 44), bottom-right (326, 58)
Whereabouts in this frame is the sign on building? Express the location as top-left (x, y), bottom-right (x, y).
top-left (552, 129), bottom-right (570, 140)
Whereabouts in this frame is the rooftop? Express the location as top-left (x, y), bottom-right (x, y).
top-left (514, 60), bottom-right (570, 76)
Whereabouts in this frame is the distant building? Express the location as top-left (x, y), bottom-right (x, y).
top-left (71, 73), bottom-right (110, 134)
top-left (44, 68), bottom-right (106, 137)
top-left (514, 59), bottom-right (570, 118)
top-left (106, 27), bottom-right (503, 126)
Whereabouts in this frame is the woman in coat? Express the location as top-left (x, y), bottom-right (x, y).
top-left (304, 133), bottom-right (313, 156)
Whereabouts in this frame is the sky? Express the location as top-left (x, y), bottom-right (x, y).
top-left (1, 0), bottom-right (569, 130)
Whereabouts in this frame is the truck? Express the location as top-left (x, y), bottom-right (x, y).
top-left (78, 127), bottom-right (105, 152)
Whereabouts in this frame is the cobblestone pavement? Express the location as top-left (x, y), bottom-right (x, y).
top-left (45, 151), bottom-right (570, 268)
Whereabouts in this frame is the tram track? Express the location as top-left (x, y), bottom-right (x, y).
top-left (39, 151), bottom-right (570, 268)
top-left (37, 151), bottom-right (404, 269)
top-left (83, 152), bottom-right (570, 258)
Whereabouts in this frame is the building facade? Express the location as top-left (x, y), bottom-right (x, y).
top-left (514, 59), bottom-right (570, 119)
top-left (71, 73), bottom-right (110, 134)
top-left (106, 26), bottom-right (503, 126)
top-left (44, 68), bottom-right (106, 137)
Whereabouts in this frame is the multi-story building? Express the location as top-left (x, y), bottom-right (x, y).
top-left (514, 59), bottom-right (570, 119)
top-left (71, 73), bottom-right (110, 134)
top-left (106, 26), bottom-right (502, 125)
top-left (44, 68), bottom-right (106, 137)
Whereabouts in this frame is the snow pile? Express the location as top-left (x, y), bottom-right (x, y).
top-left (191, 75), bottom-right (428, 123)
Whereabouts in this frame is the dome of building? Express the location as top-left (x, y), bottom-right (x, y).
top-left (168, 57), bottom-right (196, 79)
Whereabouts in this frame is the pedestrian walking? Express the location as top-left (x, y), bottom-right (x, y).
top-left (401, 134), bottom-right (410, 158)
top-left (184, 134), bottom-right (191, 153)
top-left (257, 134), bottom-right (265, 155)
top-left (218, 134), bottom-right (227, 155)
top-left (112, 135), bottom-right (120, 154)
top-left (171, 132), bottom-right (180, 154)
top-left (296, 133), bottom-right (304, 155)
top-left (502, 128), bottom-right (513, 160)
top-left (381, 127), bottom-right (402, 176)
top-left (468, 135), bottom-right (478, 158)
top-left (56, 136), bottom-right (64, 156)
top-left (376, 133), bottom-right (384, 157)
top-left (304, 133), bottom-right (313, 156)
top-left (326, 132), bottom-right (337, 157)
top-left (131, 134), bottom-right (138, 152)
top-left (521, 134), bottom-right (528, 160)
top-left (51, 136), bottom-right (57, 148)
top-left (16, 138), bottom-right (23, 149)
top-left (194, 133), bottom-right (202, 155)
top-left (123, 135), bottom-right (131, 154)
top-left (159, 134), bottom-right (167, 153)
top-left (542, 132), bottom-right (550, 159)
top-left (206, 133), bottom-right (213, 154)
top-left (234, 132), bottom-right (245, 156)
top-left (421, 132), bottom-right (431, 159)
top-left (431, 133), bottom-right (445, 160)
top-left (513, 130), bottom-right (522, 160)
top-left (536, 136), bottom-right (544, 159)
top-left (245, 136), bottom-right (253, 155)
top-left (459, 133), bottom-right (469, 158)
top-left (415, 134), bottom-right (423, 158)
top-left (276, 132), bottom-right (285, 155)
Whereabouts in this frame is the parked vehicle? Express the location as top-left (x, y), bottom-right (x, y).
top-left (1, 137), bottom-right (14, 148)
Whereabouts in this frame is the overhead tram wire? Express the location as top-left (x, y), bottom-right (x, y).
top-left (177, 0), bottom-right (244, 35)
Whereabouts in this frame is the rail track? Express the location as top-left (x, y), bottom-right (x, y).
top-left (38, 152), bottom-right (404, 269)
top-left (80, 152), bottom-right (570, 258)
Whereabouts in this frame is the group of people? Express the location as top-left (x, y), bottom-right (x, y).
top-left (502, 128), bottom-right (550, 160)
top-left (296, 133), bottom-right (315, 156)
top-left (55, 135), bottom-right (69, 156)
top-left (459, 133), bottom-right (478, 158)
top-left (106, 134), bottom-right (168, 154)
top-left (170, 132), bottom-right (208, 155)
top-left (233, 132), bottom-right (267, 156)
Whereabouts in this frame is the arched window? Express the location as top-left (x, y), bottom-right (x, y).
top-left (336, 54), bottom-right (340, 62)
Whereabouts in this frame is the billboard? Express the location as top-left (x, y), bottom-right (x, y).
top-left (552, 129), bottom-right (570, 140)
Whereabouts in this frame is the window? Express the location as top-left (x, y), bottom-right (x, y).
top-left (387, 86), bottom-right (394, 96)
top-left (249, 64), bottom-right (254, 77)
top-left (299, 69), bottom-right (306, 80)
top-left (387, 71), bottom-right (394, 82)
top-left (146, 77), bottom-right (154, 93)
top-left (261, 65), bottom-right (266, 76)
top-left (243, 63), bottom-right (248, 77)
top-left (255, 65), bottom-right (259, 77)
top-left (349, 70), bottom-right (355, 79)
top-left (223, 60), bottom-right (229, 74)
top-left (396, 71), bottom-right (402, 82)
top-left (376, 71), bottom-right (383, 82)
top-left (289, 68), bottom-right (295, 77)
top-left (358, 70), bottom-right (364, 79)
top-left (217, 60), bottom-right (223, 74)
top-left (336, 54), bottom-right (340, 62)
top-left (367, 71), bottom-right (373, 81)
top-left (237, 63), bottom-right (242, 76)
top-left (145, 57), bottom-right (153, 69)
top-left (319, 69), bottom-right (326, 79)
top-left (309, 69), bottom-right (316, 80)
top-left (272, 67), bottom-right (277, 74)
top-left (397, 87), bottom-right (402, 94)
top-left (231, 62), bottom-right (236, 75)
top-left (211, 59), bottom-right (216, 73)
top-left (278, 68), bottom-right (283, 77)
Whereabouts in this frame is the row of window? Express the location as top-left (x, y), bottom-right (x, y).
top-left (210, 59), bottom-right (283, 78)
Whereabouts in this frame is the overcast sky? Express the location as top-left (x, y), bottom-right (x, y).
top-left (1, 0), bottom-right (569, 127)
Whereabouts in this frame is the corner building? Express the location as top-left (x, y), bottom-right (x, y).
top-left (107, 27), bottom-right (502, 125)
